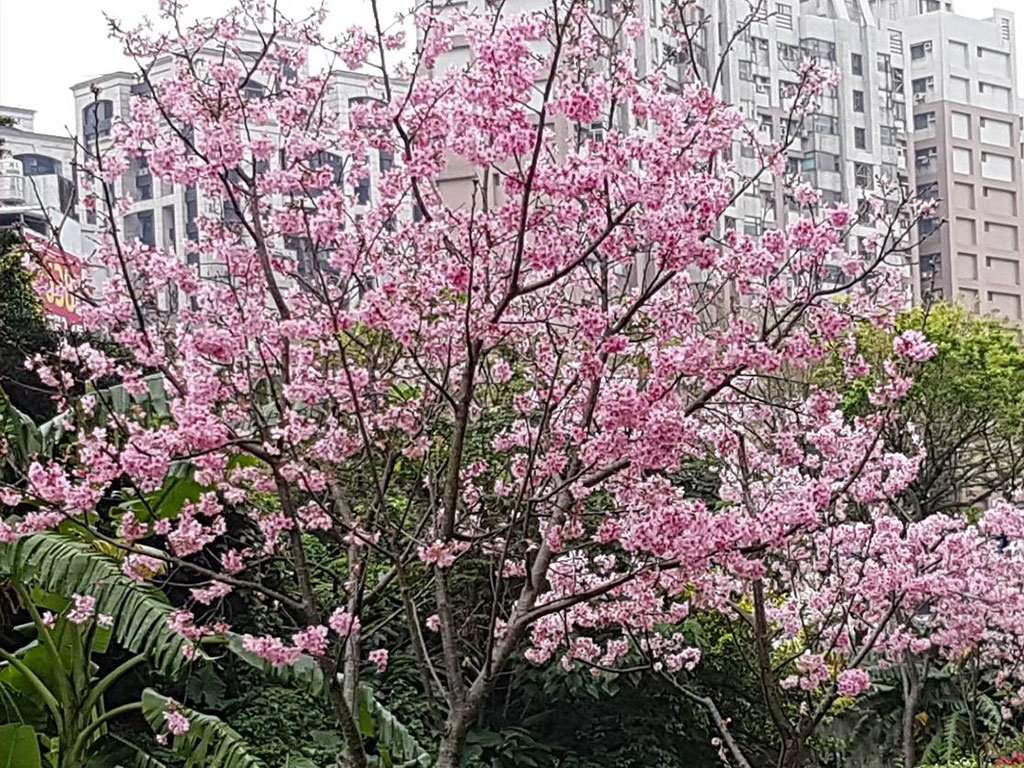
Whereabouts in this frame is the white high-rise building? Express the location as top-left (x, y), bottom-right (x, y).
top-left (38, 1), bottom-right (1024, 324)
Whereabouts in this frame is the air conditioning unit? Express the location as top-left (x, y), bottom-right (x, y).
top-left (914, 93), bottom-right (927, 103)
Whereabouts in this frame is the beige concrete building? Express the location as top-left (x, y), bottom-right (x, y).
top-left (892, 6), bottom-right (1024, 322)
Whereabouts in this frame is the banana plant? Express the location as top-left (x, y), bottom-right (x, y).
top-left (0, 535), bottom-right (267, 768)
top-left (0, 529), bottom-right (184, 768)
top-left (0, 582), bottom-right (146, 768)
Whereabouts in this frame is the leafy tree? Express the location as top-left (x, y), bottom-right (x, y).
top-left (0, 229), bottom-right (58, 422)
top-left (836, 302), bottom-right (1024, 518)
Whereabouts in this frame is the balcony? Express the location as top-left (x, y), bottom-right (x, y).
top-left (0, 158), bottom-right (25, 205)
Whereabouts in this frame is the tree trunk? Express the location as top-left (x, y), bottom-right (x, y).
top-left (780, 737), bottom-right (806, 768)
top-left (901, 659), bottom-right (924, 768)
top-left (434, 710), bottom-right (473, 768)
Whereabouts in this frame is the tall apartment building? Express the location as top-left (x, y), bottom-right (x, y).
top-left (0, 106), bottom-right (83, 255)
top-left (673, 0), bottom-right (1023, 320)
top-left (706, 0), bottom-right (918, 301)
top-left (428, 0), bottom-right (920, 301)
top-left (23, 0), bottom-right (1021, 325)
top-left (895, 6), bottom-right (1024, 322)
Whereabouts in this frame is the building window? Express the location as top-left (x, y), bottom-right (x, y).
top-left (739, 60), bottom-right (753, 81)
top-left (853, 90), bottom-right (865, 112)
top-left (15, 154), bottom-right (61, 176)
top-left (915, 146), bottom-right (938, 172)
top-left (775, 3), bottom-right (793, 30)
top-left (880, 126), bottom-right (897, 146)
top-left (854, 127), bottom-right (866, 149)
top-left (125, 210), bottom-right (155, 247)
top-left (356, 175), bottom-right (370, 204)
top-left (950, 112), bottom-right (971, 139)
top-left (912, 77), bottom-right (934, 96)
top-left (751, 37), bottom-right (769, 66)
top-left (851, 52), bottom-right (863, 75)
top-left (82, 100), bottom-right (114, 142)
top-left (285, 235), bottom-right (313, 275)
top-left (801, 38), bottom-right (836, 61)
top-left (184, 184), bottom-right (198, 242)
top-left (811, 114), bottom-right (838, 134)
top-left (917, 182), bottom-right (939, 200)
top-left (754, 75), bottom-right (770, 95)
top-left (910, 41), bottom-right (932, 60)
top-left (920, 253), bottom-right (941, 283)
top-left (980, 117), bottom-right (1013, 147)
top-left (913, 112), bottom-right (935, 130)
top-left (854, 163), bottom-right (873, 189)
top-left (953, 147), bottom-right (972, 175)
top-left (777, 42), bottom-right (799, 63)
top-left (877, 53), bottom-right (891, 72)
top-left (131, 155), bottom-right (152, 201)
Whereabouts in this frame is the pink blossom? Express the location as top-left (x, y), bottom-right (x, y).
top-left (123, 554), bottom-right (164, 582)
top-left (368, 648), bottom-right (389, 673)
top-left (837, 669), bottom-right (872, 697)
top-left (329, 609), bottom-right (361, 638)
top-left (293, 625), bottom-right (329, 656)
top-left (67, 594), bottom-right (97, 625)
top-left (893, 329), bottom-right (938, 362)
top-left (241, 634), bottom-right (301, 667)
top-left (164, 703), bottom-right (190, 735)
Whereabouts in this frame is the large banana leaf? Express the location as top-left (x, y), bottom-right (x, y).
top-left (86, 734), bottom-right (169, 768)
top-left (141, 688), bottom-right (264, 768)
top-left (0, 532), bottom-right (187, 676)
top-left (0, 389), bottom-right (43, 478)
top-left (0, 723), bottom-right (42, 768)
top-left (225, 633), bottom-right (432, 767)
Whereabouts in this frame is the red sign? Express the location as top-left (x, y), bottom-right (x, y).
top-left (22, 230), bottom-right (83, 325)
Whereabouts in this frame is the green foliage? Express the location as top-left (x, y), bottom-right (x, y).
top-left (223, 633), bottom-right (431, 767)
top-left (0, 723), bottom-right (43, 768)
top-left (85, 735), bottom-right (173, 768)
top-left (823, 302), bottom-right (1024, 519)
top-left (141, 689), bottom-right (263, 768)
top-left (1, 532), bottom-right (188, 676)
top-left (0, 229), bottom-right (58, 422)
top-left (220, 678), bottom-right (337, 768)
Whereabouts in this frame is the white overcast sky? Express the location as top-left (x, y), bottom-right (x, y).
top-left (2, 0), bottom-right (1024, 136)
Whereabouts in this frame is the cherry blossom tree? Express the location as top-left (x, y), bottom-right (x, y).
top-left (5, 0), bottom-right (1024, 766)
